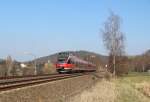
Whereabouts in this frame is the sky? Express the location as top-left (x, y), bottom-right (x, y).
top-left (0, 0), bottom-right (150, 61)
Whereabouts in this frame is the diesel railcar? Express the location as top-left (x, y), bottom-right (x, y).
top-left (55, 52), bottom-right (96, 73)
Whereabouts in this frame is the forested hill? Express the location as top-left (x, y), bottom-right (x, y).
top-left (145, 49), bottom-right (150, 56)
top-left (34, 50), bottom-right (108, 65)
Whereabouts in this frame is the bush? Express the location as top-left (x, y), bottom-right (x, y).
top-left (104, 71), bottom-right (112, 80)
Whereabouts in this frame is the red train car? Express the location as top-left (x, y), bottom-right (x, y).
top-left (55, 52), bottom-right (96, 73)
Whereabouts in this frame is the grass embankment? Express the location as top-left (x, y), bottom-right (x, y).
top-left (68, 79), bottom-right (116, 102)
top-left (116, 72), bottom-right (150, 102)
top-left (68, 72), bottom-right (150, 102)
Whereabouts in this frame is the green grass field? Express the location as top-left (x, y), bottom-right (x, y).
top-left (115, 72), bottom-right (150, 102)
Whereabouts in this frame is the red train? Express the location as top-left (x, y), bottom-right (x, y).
top-left (55, 52), bottom-right (96, 73)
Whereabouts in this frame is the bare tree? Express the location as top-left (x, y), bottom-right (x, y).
top-left (0, 60), bottom-right (7, 77)
top-left (101, 12), bottom-right (125, 75)
top-left (6, 55), bottom-right (14, 76)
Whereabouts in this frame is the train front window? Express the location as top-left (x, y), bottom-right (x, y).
top-left (58, 59), bottom-right (66, 64)
top-left (67, 59), bottom-right (71, 64)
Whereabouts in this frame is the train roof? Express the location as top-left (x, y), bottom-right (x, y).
top-left (68, 55), bottom-right (94, 65)
top-left (57, 52), bottom-right (95, 66)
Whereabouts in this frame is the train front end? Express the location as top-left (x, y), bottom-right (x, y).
top-left (56, 52), bottom-right (74, 73)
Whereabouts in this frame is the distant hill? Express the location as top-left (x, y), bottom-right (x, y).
top-left (145, 49), bottom-right (150, 56)
top-left (0, 59), bottom-right (4, 62)
top-left (34, 50), bottom-right (108, 65)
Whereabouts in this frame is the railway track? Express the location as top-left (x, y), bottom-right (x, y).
top-left (0, 73), bottom-right (90, 91)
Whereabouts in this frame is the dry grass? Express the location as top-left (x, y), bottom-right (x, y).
top-left (67, 79), bottom-right (116, 102)
top-left (115, 72), bottom-right (150, 102)
top-left (67, 72), bottom-right (150, 102)
top-left (135, 81), bottom-right (150, 97)
top-left (115, 80), bottom-right (150, 102)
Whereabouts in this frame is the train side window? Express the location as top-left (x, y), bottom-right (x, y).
top-left (71, 60), bottom-right (74, 64)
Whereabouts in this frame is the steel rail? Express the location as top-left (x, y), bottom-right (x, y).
top-left (0, 74), bottom-right (71, 85)
top-left (0, 73), bottom-right (58, 80)
top-left (0, 73), bottom-right (89, 91)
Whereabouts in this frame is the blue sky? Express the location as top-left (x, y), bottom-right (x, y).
top-left (0, 0), bottom-right (150, 61)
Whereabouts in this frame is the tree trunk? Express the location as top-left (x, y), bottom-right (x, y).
top-left (113, 55), bottom-right (116, 76)
top-left (142, 65), bottom-right (145, 72)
